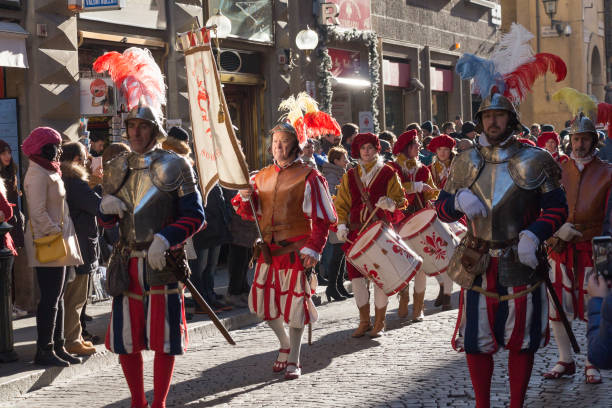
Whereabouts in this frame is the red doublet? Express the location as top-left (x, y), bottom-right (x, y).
top-left (342, 164), bottom-right (401, 280)
top-left (389, 161), bottom-right (431, 210)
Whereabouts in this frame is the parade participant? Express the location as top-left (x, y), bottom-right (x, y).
top-left (234, 93), bottom-right (338, 380)
top-left (334, 132), bottom-right (406, 337)
top-left (94, 47), bottom-right (206, 408)
top-left (543, 114), bottom-right (612, 384)
top-left (443, 24), bottom-right (569, 407)
top-left (537, 131), bottom-right (568, 163)
top-left (389, 129), bottom-right (437, 321)
top-left (427, 134), bottom-right (457, 310)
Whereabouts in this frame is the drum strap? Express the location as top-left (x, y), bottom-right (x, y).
top-left (353, 168), bottom-right (379, 222)
top-left (470, 280), bottom-right (542, 301)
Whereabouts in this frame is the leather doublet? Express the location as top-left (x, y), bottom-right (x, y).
top-left (255, 162), bottom-right (313, 243)
top-left (562, 157), bottom-right (612, 242)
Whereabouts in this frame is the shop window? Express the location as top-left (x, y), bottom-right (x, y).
top-left (208, 0), bottom-right (273, 43)
top-left (432, 91), bottom-right (448, 126)
top-left (384, 87), bottom-right (403, 135)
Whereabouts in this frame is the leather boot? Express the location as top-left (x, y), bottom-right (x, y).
top-left (441, 294), bottom-right (452, 311)
top-left (54, 340), bottom-right (82, 365)
top-left (434, 283), bottom-right (444, 307)
top-left (368, 306), bottom-right (387, 338)
top-left (412, 292), bottom-right (425, 322)
top-left (398, 288), bottom-right (410, 318)
top-left (34, 343), bottom-right (69, 367)
top-left (351, 304), bottom-right (372, 338)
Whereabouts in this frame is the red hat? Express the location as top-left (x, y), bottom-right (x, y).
top-left (427, 134), bottom-right (456, 153)
top-left (351, 132), bottom-right (380, 159)
top-left (392, 129), bottom-right (418, 156)
top-left (537, 131), bottom-right (559, 148)
top-left (22, 127), bottom-right (62, 158)
top-left (517, 138), bottom-right (536, 146)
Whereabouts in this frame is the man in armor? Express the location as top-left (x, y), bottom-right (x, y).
top-left (434, 93), bottom-right (568, 408)
top-left (543, 115), bottom-right (612, 384)
top-left (234, 122), bottom-right (337, 380)
top-left (95, 48), bottom-right (206, 408)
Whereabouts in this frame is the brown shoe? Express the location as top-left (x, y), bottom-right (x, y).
top-left (412, 292), bottom-right (425, 322)
top-left (368, 306), bottom-right (387, 338)
top-left (65, 341), bottom-right (96, 356)
top-left (398, 288), bottom-right (410, 318)
top-left (352, 304), bottom-right (373, 338)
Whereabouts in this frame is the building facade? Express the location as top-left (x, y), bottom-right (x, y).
top-left (501, 0), bottom-right (608, 128)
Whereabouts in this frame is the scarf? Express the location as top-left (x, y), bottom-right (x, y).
top-left (29, 154), bottom-right (61, 175)
top-left (570, 151), bottom-right (595, 172)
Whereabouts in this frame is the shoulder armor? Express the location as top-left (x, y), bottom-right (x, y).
top-left (149, 150), bottom-right (197, 197)
top-left (508, 145), bottom-right (562, 191)
top-left (102, 151), bottom-right (129, 195)
top-left (443, 148), bottom-right (484, 194)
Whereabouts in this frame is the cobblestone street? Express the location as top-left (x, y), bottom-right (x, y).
top-left (1, 287), bottom-right (609, 408)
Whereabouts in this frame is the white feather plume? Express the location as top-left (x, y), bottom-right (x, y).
top-left (491, 23), bottom-right (535, 75)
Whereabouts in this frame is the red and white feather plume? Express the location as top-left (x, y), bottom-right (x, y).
top-left (93, 47), bottom-right (166, 123)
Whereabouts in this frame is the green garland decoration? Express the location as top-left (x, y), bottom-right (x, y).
top-left (316, 25), bottom-right (380, 132)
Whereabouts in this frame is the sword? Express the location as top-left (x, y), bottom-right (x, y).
top-left (166, 250), bottom-right (236, 346)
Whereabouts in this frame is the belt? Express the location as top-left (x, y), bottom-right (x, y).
top-left (122, 286), bottom-right (183, 302)
top-left (471, 281), bottom-right (542, 301)
top-left (270, 238), bottom-right (308, 257)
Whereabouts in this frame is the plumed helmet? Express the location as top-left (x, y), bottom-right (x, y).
top-left (569, 114), bottom-right (598, 149)
top-left (124, 105), bottom-right (167, 141)
top-left (474, 93), bottom-right (523, 133)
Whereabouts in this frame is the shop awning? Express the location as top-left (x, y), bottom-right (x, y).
top-left (0, 22), bottom-right (29, 69)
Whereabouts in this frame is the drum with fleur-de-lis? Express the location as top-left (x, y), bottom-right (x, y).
top-left (397, 208), bottom-right (460, 276)
top-left (347, 221), bottom-right (422, 296)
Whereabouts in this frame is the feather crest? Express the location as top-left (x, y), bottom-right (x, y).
top-left (491, 23), bottom-right (535, 75)
top-left (303, 111), bottom-right (341, 139)
top-left (278, 95), bottom-right (303, 125)
top-left (503, 53), bottom-right (567, 102)
top-left (296, 92), bottom-right (319, 114)
top-left (456, 53), bottom-right (506, 97)
top-left (552, 87), bottom-right (597, 117)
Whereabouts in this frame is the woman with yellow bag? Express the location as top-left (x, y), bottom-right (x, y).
top-left (23, 127), bottom-right (83, 367)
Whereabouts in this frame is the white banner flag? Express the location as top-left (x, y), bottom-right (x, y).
top-left (178, 28), bottom-right (250, 204)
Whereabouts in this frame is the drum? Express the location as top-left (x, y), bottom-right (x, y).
top-left (397, 208), bottom-right (460, 276)
top-left (447, 220), bottom-right (467, 239)
top-left (347, 221), bottom-right (422, 296)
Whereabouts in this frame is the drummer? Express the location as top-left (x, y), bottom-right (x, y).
top-left (334, 132), bottom-right (407, 338)
top-left (427, 134), bottom-right (457, 311)
top-left (389, 130), bottom-right (438, 321)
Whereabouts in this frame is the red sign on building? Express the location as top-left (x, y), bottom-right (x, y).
top-left (327, 0), bottom-right (371, 30)
top-left (328, 48), bottom-right (362, 78)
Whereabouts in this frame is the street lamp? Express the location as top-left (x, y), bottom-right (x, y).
top-left (295, 26), bottom-right (319, 59)
top-left (206, 10), bottom-right (232, 39)
top-left (542, 0), bottom-right (558, 27)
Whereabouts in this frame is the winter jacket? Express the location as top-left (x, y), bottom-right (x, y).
top-left (24, 161), bottom-right (82, 268)
top-left (191, 184), bottom-right (231, 250)
top-left (320, 161), bottom-right (345, 196)
top-left (61, 162), bottom-right (101, 274)
top-left (587, 292), bottom-right (612, 369)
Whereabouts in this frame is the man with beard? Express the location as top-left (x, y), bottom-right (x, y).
top-left (543, 115), bottom-right (612, 384)
top-left (434, 93), bottom-right (568, 408)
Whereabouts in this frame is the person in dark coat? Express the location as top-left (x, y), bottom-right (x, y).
top-left (587, 273), bottom-right (612, 369)
top-left (189, 183), bottom-right (233, 311)
top-left (60, 143), bottom-right (101, 356)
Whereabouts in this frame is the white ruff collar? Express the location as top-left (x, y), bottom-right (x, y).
top-left (358, 156), bottom-right (384, 187)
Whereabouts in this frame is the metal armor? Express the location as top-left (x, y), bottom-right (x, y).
top-left (103, 148), bottom-right (197, 247)
top-left (444, 136), bottom-right (562, 286)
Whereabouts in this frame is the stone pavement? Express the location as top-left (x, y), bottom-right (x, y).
top-left (1, 280), bottom-right (609, 408)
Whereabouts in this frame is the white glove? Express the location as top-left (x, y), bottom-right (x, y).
top-left (100, 195), bottom-right (128, 218)
top-left (555, 223), bottom-right (583, 242)
top-left (336, 224), bottom-right (349, 242)
top-left (375, 196), bottom-right (396, 212)
top-left (147, 234), bottom-right (170, 270)
top-left (413, 181), bottom-right (424, 193)
top-left (517, 230), bottom-right (539, 270)
top-left (455, 188), bottom-right (487, 219)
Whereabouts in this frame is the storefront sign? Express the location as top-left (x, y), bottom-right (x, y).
top-left (430, 67), bottom-right (453, 92)
top-left (383, 59), bottom-right (411, 88)
top-left (319, 2), bottom-right (340, 26)
top-left (79, 0), bottom-right (165, 30)
top-left (326, 0), bottom-right (371, 30)
top-left (328, 48), bottom-right (361, 78)
top-left (359, 111), bottom-right (374, 133)
top-left (79, 77), bottom-right (116, 116)
top-left (81, 0), bottom-right (125, 11)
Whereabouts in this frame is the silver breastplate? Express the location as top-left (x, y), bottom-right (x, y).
top-left (467, 143), bottom-right (540, 244)
top-left (115, 152), bottom-right (177, 246)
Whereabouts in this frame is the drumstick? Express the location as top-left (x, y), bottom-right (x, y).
top-left (358, 208), bottom-right (379, 236)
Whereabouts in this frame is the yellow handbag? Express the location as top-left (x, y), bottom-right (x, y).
top-left (31, 203), bottom-right (68, 263)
